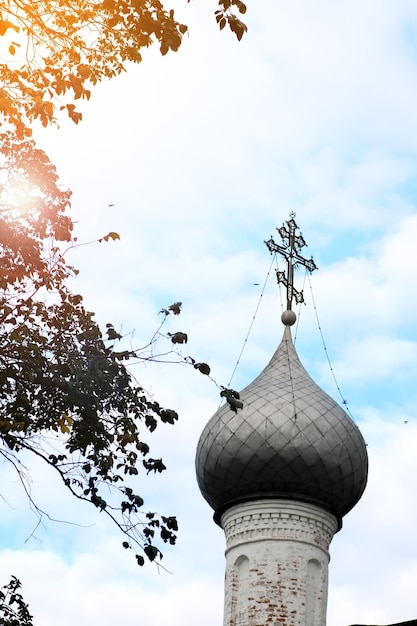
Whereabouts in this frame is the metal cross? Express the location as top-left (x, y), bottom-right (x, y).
top-left (265, 212), bottom-right (317, 310)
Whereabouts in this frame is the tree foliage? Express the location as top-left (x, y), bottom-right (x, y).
top-left (0, 131), bottom-right (202, 565)
top-left (0, 129), bottom-right (239, 564)
top-left (0, 577), bottom-right (33, 626)
top-left (215, 0), bottom-right (247, 41)
top-left (0, 0), bottom-right (247, 137)
top-left (0, 1), bottom-right (246, 621)
top-left (0, 0), bottom-right (244, 570)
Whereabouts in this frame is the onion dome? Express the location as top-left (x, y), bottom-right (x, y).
top-left (195, 310), bottom-right (368, 529)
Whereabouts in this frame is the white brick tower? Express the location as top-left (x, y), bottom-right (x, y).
top-left (195, 216), bottom-right (368, 626)
top-left (221, 500), bottom-right (337, 626)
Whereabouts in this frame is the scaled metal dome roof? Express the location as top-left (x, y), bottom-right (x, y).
top-left (195, 319), bottom-right (368, 528)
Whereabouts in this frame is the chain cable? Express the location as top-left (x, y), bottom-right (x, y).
top-left (306, 273), bottom-right (356, 422)
top-left (226, 255), bottom-right (276, 389)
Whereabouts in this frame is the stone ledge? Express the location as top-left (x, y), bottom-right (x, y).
top-left (221, 499), bottom-right (338, 551)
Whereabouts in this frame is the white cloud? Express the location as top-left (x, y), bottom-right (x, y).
top-left (2, 0), bottom-right (417, 623)
top-left (0, 547), bottom-right (224, 626)
top-left (328, 419), bottom-right (417, 625)
top-left (318, 335), bottom-right (417, 384)
top-left (2, 414), bottom-right (417, 626)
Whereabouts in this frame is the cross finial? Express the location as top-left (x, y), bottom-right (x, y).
top-left (265, 213), bottom-right (317, 311)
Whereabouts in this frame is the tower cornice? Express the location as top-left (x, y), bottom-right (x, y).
top-left (221, 499), bottom-right (338, 556)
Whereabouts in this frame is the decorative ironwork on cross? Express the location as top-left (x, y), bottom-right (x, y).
top-left (265, 212), bottom-right (318, 310)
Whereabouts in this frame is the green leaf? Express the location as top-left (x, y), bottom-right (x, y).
top-left (143, 458), bottom-right (166, 474)
top-left (220, 388), bottom-right (243, 412)
top-left (106, 324), bottom-right (122, 340)
top-left (194, 362), bottom-right (211, 375)
top-left (168, 331), bottom-right (188, 344)
top-left (0, 19), bottom-right (20, 36)
top-left (232, 0), bottom-right (247, 14)
top-left (162, 515), bottom-right (178, 531)
top-left (228, 15), bottom-right (247, 41)
top-left (144, 545), bottom-right (160, 562)
top-left (227, 396), bottom-right (244, 412)
top-left (160, 409), bottom-right (178, 424)
top-left (168, 301), bottom-right (182, 315)
top-left (102, 231), bottom-right (120, 242)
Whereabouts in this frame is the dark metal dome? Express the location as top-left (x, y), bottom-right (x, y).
top-left (195, 324), bottom-right (368, 528)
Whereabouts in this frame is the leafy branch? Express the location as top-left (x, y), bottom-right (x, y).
top-left (0, 0), bottom-right (248, 137)
top-left (0, 576), bottom-right (34, 626)
top-left (0, 132), bottom-right (241, 573)
top-left (214, 0), bottom-right (248, 41)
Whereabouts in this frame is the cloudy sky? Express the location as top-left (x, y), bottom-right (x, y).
top-left (2, 0), bottom-right (417, 624)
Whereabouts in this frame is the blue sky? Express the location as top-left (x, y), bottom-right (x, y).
top-left (1, 0), bottom-right (417, 624)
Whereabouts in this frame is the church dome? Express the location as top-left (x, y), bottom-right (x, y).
top-left (195, 313), bottom-right (368, 528)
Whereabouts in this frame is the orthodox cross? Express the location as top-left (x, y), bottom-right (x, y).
top-left (265, 212), bottom-right (317, 310)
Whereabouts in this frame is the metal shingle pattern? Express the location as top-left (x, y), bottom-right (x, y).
top-left (195, 326), bottom-right (368, 525)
